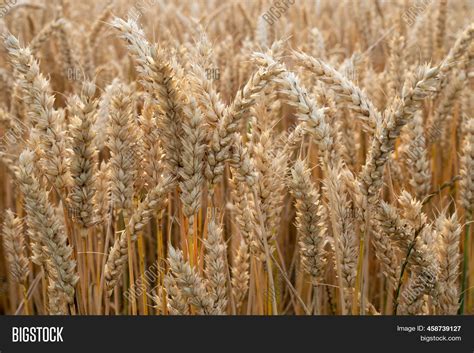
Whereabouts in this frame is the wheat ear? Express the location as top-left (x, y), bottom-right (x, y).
top-left (68, 81), bottom-right (99, 229)
top-left (179, 98), bottom-right (206, 233)
top-left (30, 18), bottom-right (65, 55)
top-left (106, 83), bottom-right (137, 218)
top-left (168, 246), bottom-right (217, 315)
top-left (112, 18), bottom-right (185, 176)
top-left (436, 212), bottom-right (462, 315)
top-left (231, 239), bottom-right (250, 311)
top-left (289, 160), bottom-right (327, 283)
top-left (2, 209), bottom-right (29, 284)
top-left (4, 33), bottom-right (71, 195)
top-left (205, 56), bottom-right (284, 185)
top-left (204, 218), bottom-right (228, 314)
top-left (294, 51), bottom-right (383, 131)
top-left (17, 149), bottom-right (78, 313)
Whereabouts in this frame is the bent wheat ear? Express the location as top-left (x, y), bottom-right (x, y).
top-left (112, 18), bottom-right (185, 176)
top-left (437, 23), bottom-right (474, 93)
top-left (275, 67), bottom-right (338, 169)
top-left (293, 51), bottom-right (382, 131)
top-left (360, 65), bottom-right (440, 208)
top-left (187, 30), bottom-right (225, 132)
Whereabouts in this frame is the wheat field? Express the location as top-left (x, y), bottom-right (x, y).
top-left (0, 0), bottom-right (472, 315)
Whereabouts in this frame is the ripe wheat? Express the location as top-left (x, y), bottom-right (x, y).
top-left (0, 0), bottom-right (472, 316)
